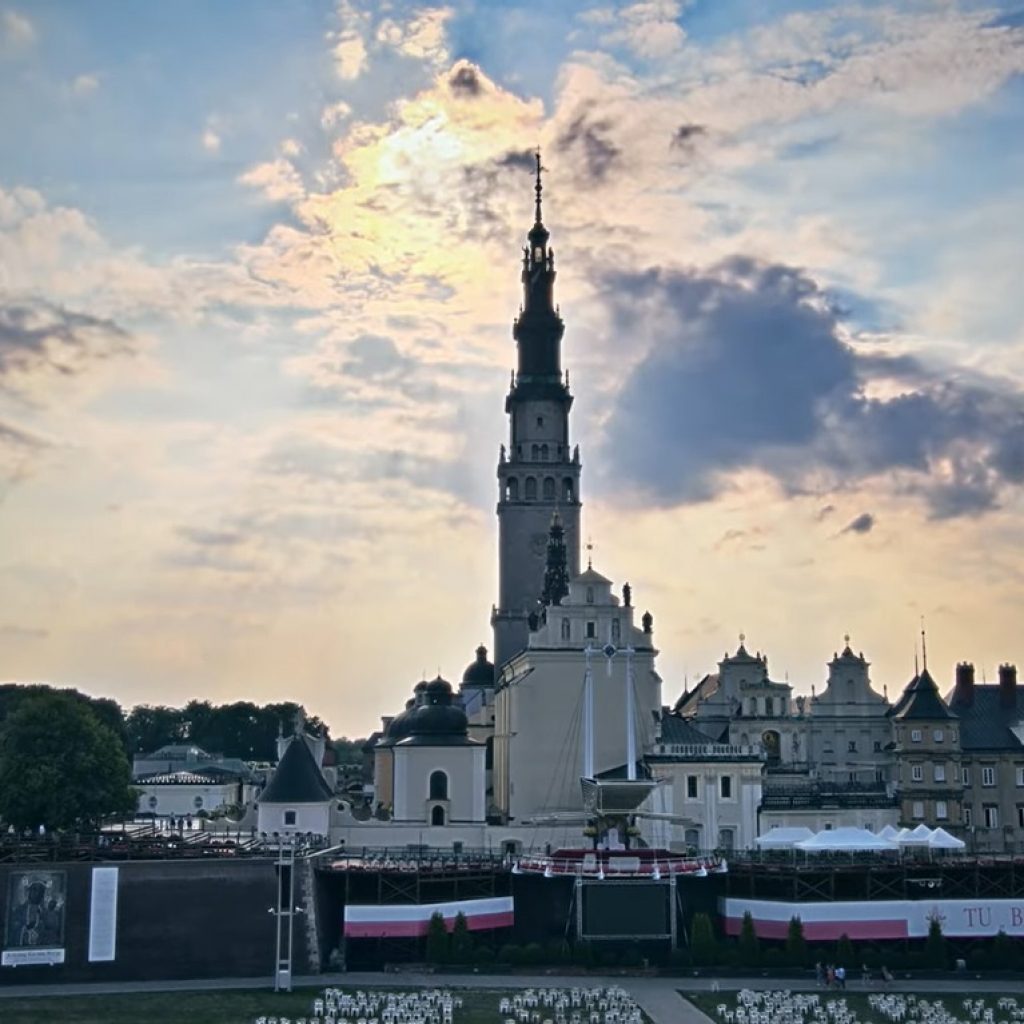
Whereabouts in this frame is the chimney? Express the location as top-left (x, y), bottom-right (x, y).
top-left (999, 663), bottom-right (1017, 709)
top-left (953, 662), bottom-right (975, 707)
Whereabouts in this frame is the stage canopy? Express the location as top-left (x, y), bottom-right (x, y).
top-left (795, 826), bottom-right (899, 852)
top-left (755, 827), bottom-right (815, 849)
top-left (928, 827), bottom-right (966, 850)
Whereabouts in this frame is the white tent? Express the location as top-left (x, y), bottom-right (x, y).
top-left (755, 827), bottom-right (815, 849)
top-left (795, 826), bottom-right (899, 852)
top-left (928, 827), bottom-right (966, 850)
top-left (876, 824), bottom-right (901, 841)
top-left (898, 823), bottom-right (934, 846)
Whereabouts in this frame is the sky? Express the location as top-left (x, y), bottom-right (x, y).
top-left (2, 0), bottom-right (1024, 740)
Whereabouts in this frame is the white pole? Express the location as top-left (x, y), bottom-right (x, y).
top-left (583, 646), bottom-right (594, 779)
top-left (626, 646), bottom-right (637, 781)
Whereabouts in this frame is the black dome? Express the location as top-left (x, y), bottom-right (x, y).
top-left (462, 644), bottom-right (494, 688)
top-left (404, 676), bottom-right (469, 739)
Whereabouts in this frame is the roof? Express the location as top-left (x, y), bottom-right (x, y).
top-left (573, 565), bottom-right (612, 586)
top-left (137, 770), bottom-right (236, 786)
top-left (258, 735), bottom-right (334, 804)
top-left (891, 668), bottom-right (957, 721)
top-left (462, 644), bottom-right (495, 688)
top-left (659, 712), bottom-right (720, 746)
top-left (673, 673), bottom-right (719, 712)
top-left (947, 684), bottom-right (1024, 751)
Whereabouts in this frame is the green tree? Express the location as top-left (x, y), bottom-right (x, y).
top-left (0, 692), bottom-right (136, 830)
top-left (738, 910), bottom-right (760, 967)
top-left (836, 933), bottom-right (855, 966)
top-left (785, 916), bottom-right (807, 967)
top-left (425, 911), bottom-right (450, 964)
top-left (925, 914), bottom-right (947, 968)
top-left (125, 704), bottom-right (185, 753)
top-left (451, 911), bottom-right (474, 963)
top-left (690, 911), bottom-right (719, 966)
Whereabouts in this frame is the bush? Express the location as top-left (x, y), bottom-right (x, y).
top-left (523, 942), bottom-right (544, 965)
top-left (925, 915), bottom-right (947, 969)
top-left (738, 910), bottom-right (760, 967)
top-left (836, 933), bottom-right (855, 967)
top-left (425, 912), bottom-right (450, 964)
top-left (691, 912), bottom-right (719, 966)
top-left (450, 912), bottom-right (473, 963)
top-left (762, 947), bottom-right (786, 969)
top-left (785, 916), bottom-right (807, 967)
top-left (474, 946), bottom-right (495, 964)
top-left (497, 943), bottom-right (519, 964)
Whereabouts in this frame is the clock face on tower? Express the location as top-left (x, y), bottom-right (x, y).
top-left (530, 532), bottom-right (548, 556)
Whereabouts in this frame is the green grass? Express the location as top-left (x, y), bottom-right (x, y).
top-left (684, 992), bottom-right (1024, 1024)
top-left (0, 987), bottom-right (519, 1024)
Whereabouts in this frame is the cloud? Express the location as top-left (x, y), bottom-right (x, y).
top-left (321, 100), bottom-right (352, 131)
top-left (556, 109), bottom-right (621, 183)
top-left (71, 73), bottom-right (99, 97)
top-left (0, 623), bottom-right (48, 640)
top-left (376, 7), bottom-right (453, 67)
top-left (0, 299), bottom-right (137, 397)
top-left (202, 128), bottom-right (222, 153)
top-left (599, 258), bottom-right (1024, 518)
top-left (330, 1), bottom-right (370, 80)
top-left (238, 158), bottom-right (305, 203)
top-left (841, 512), bottom-right (875, 535)
top-left (1, 9), bottom-right (34, 49)
top-left (176, 525), bottom-right (246, 547)
top-left (600, 1), bottom-right (686, 61)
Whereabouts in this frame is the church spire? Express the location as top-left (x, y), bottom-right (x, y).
top-left (533, 148), bottom-right (544, 227)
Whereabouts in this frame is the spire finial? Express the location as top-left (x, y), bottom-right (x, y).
top-left (534, 147), bottom-right (543, 225)
top-left (920, 616), bottom-right (928, 671)
top-left (586, 535), bottom-right (593, 569)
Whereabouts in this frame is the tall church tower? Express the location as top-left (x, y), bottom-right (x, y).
top-left (491, 154), bottom-right (581, 672)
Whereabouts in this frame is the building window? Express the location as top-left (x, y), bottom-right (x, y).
top-left (543, 476), bottom-right (555, 500)
top-left (506, 477), bottom-right (519, 501)
top-left (848, 771), bottom-right (858, 783)
top-left (911, 765), bottom-right (923, 782)
top-left (525, 476), bottom-right (537, 500)
top-left (147, 795), bottom-right (158, 810)
top-left (982, 766), bottom-right (996, 787)
top-left (936, 800), bottom-right (948, 820)
top-left (1018, 806), bottom-right (1024, 828)
top-left (911, 729), bottom-right (922, 743)
top-left (429, 770), bottom-right (449, 801)
top-left (984, 805), bottom-right (999, 829)
top-left (874, 740), bottom-right (882, 752)
top-left (531, 444), bottom-right (539, 460)
top-left (686, 775), bottom-right (698, 799)
top-left (964, 807), bottom-right (972, 827)
top-left (536, 416), bottom-right (544, 427)
top-left (540, 444), bottom-right (549, 461)
top-left (1016, 767), bottom-right (1024, 787)
top-left (586, 586), bottom-right (594, 604)
top-left (586, 621), bottom-right (596, 639)
top-left (962, 767), bottom-right (970, 785)
top-left (563, 478), bottom-right (574, 502)
top-left (284, 810), bottom-right (296, 826)
top-left (431, 806), bottom-right (446, 826)
top-left (934, 763), bottom-right (946, 783)
top-left (684, 828), bottom-right (701, 849)
top-left (933, 729), bottom-right (944, 743)
top-left (875, 769), bottom-right (884, 783)
top-left (847, 680), bottom-right (856, 702)
top-left (718, 828), bottom-right (735, 851)
top-left (824, 740), bottom-right (834, 754)
top-left (720, 776), bottom-right (732, 799)
top-left (193, 796), bottom-right (204, 809)
top-left (848, 740), bottom-right (857, 753)
top-left (561, 618), bottom-right (570, 641)
top-left (912, 801), bottom-right (924, 819)
top-left (610, 618), bottom-right (620, 643)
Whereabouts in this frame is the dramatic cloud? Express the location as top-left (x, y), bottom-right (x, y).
top-left (841, 512), bottom-right (875, 535)
top-left (600, 258), bottom-right (1024, 517)
top-left (1, 9), bottom-right (34, 49)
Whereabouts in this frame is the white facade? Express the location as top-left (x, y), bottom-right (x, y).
top-left (258, 801), bottom-right (331, 836)
top-left (494, 566), bottom-right (661, 822)
top-left (136, 777), bottom-right (245, 818)
top-left (392, 742), bottom-right (486, 825)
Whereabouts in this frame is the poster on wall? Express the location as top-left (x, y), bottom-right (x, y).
top-left (88, 866), bottom-right (119, 962)
top-left (2, 870), bottom-right (66, 967)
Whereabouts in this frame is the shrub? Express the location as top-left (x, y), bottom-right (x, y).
top-left (497, 943), bottom-right (519, 964)
top-left (425, 912), bottom-right (450, 964)
top-left (785, 916), bottom-right (807, 967)
top-left (836, 933), bottom-right (855, 967)
top-left (925, 915), bottom-right (947, 969)
top-left (738, 910), bottom-right (760, 967)
top-left (691, 912), bottom-right (719, 966)
top-left (450, 912), bottom-right (473, 963)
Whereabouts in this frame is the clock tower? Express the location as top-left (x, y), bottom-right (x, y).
top-left (491, 153), bottom-right (581, 673)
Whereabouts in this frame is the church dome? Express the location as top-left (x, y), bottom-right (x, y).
top-left (461, 645), bottom-right (494, 688)
top-left (402, 676), bottom-right (471, 742)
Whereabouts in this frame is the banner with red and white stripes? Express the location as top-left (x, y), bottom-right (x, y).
top-left (343, 896), bottom-right (514, 938)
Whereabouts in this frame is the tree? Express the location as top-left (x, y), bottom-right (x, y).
top-left (451, 911), bottom-right (474, 963)
top-left (738, 910), bottom-right (760, 967)
top-left (836, 932), bottom-right (855, 966)
top-left (925, 914), bottom-right (947, 968)
top-left (0, 692), bottom-right (136, 830)
top-left (690, 912), bottom-right (719, 966)
top-left (786, 916), bottom-right (807, 967)
top-left (125, 704), bottom-right (185, 753)
top-left (425, 911), bottom-right (450, 964)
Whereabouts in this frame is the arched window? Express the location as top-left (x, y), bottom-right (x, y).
top-left (540, 444), bottom-right (549, 461)
top-left (543, 476), bottom-right (555, 500)
top-left (429, 770), bottom-right (448, 800)
top-left (531, 444), bottom-right (539, 460)
top-left (847, 680), bottom-right (856, 702)
top-left (564, 478), bottom-right (574, 501)
top-left (586, 586), bottom-right (594, 604)
top-left (507, 477), bottom-right (519, 501)
top-left (431, 805), bottom-right (446, 826)
top-left (561, 617), bottom-right (570, 640)
top-left (525, 477), bottom-right (537, 500)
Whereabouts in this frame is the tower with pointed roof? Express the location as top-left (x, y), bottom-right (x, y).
top-left (491, 152), bottom-right (581, 674)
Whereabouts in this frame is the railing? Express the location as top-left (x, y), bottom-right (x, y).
top-left (512, 851), bottom-right (727, 878)
top-left (654, 743), bottom-right (763, 758)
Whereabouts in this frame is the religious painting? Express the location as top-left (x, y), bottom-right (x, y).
top-left (4, 870), bottom-right (66, 951)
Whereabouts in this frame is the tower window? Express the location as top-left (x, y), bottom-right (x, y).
top-left (543, 477), bottom-right (555, 500)
top-left (540, 443), bottom-right (549, 461)
top-left (429, 770), bottom-right (449, 800)
top-left (586, 621), bottom-right (596, 639)
top-left (525, 477), bottom-right (537, 500)
top-left (531, 444), bottom-right (539, 461)
top-left (536, 416), bottom-right (544, 427)
top-left (506, 477), bottom-right (519, 501)
top-left (564, 478), bottom-right (574, 501)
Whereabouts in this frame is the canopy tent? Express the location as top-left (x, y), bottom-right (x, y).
top-left (898, 823), bottom-right (934, 846)
top-left (755, 827), bottom-right (815, 849)
top-left (795, 826), bottom-right (899, 852)
top-left (928, 827), bottom-right (966, 850)
top-left (875, 824), bottom-right (901, 841)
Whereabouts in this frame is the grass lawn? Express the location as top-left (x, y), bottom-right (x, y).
top-left (0, 986), bottom-right (527, 1024)
top-left (684, 991), bottom-right (1023, 1024)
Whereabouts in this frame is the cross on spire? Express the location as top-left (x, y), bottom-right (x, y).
top-left (534, 147), bottom-right (544, 226)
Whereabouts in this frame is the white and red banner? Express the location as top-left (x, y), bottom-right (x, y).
top-left (723, 897), bottom-right (1024, 940)
top-left (344, 896), bottom-right (514, 938)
